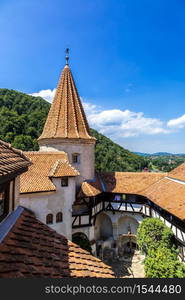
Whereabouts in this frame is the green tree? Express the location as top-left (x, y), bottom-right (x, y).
top-left (72, 235), bottom-right (92, 253)
top-left (137, 218), bottom-right (174, 255)
top-left (12, 135), bottom-right (38, 151)
top-left (145, 247), bottom-right (185, 278)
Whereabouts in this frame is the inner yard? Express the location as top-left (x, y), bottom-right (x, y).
top-left (103, 250), bottom-right (145, 278)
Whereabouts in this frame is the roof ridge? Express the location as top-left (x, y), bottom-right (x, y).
top-left (48, 158), bottom-right (79, 178)
top-left (68, 72), bottom-right (80, 138)
top-left (0, 206), bottom-right (25, 243)
top-left (0, 140), bottom-right (31, 164)
top-left (69, 71), bottom-right (90, 138)
top-left (141, 176), bottom-right (167, 195)
top-left (24, 151), bottom-right (67, 155)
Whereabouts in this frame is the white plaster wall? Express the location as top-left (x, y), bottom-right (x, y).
top-left (39, 140), bottom-right (95, 184)
top-left (77, 211), bottom-right (144, 244)
top-left (94, 211), bottom-right (143, 241)
top-left (19, 177), bottom-right (76, 240)
top-left (94, 213), bottom-right (113, 240)
top-left (8, 176), bottom-right (21, 213)
top-left (106, 211), bottom-right (143, 225)
top-left (8, 180), bottom-right (14, 212)
top-left (117, 216), bottom-right (139, 235)
top-left (14, 176), bottom-right (20, 208)
top-left (72, 226), bottom-right (95, 242)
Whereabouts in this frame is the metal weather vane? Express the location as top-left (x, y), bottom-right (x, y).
top-left (65, 48), bottom-right (69, 65)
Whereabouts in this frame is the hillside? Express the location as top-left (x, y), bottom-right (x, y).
top-left (135, 151), bottom-right (185, 172)
top-left (0, 88), bottom-right (146, 172)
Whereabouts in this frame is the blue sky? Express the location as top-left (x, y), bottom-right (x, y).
top-left (1, 0), bottom-right (185, 153)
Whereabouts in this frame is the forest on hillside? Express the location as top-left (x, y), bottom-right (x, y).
top-left (0, 88), bottom-right (156, 172)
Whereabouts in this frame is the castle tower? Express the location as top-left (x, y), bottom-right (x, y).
top-left (38, 51), bottom-right (96, 184)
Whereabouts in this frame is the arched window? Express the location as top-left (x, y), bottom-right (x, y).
top-left (56, 212), bottom-right (63, 223)
top-left (46, 213), bottom-right (53, 224)
top-left (72, 153), bottom-right (80, 164)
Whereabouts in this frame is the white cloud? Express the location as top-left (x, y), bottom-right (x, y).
top-left (167, 114), bottom-right (185, 129)
top-left (88, 109), bottom-right (169, 138)
top-left (80, 97), bottom-right (100, 115)
top-left (30, 89), bottom-right (174, 139)
top-left (30, 89), bottom-right (56, 103)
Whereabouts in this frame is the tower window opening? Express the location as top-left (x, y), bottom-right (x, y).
top-left (61, 176), bottom-right (68, 187)
top-left (56, 212), bottom-right (63, 223)
top-left (72, 153), bottom-right (80, 164)
top-left (46, 213), bottom-right (53, 224)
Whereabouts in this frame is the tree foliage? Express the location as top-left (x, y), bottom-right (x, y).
top-left (137, 218), bottom-right (174, 255)
top-left (137, 218), bottom-right (185, 278)
top-left (72, 234), bottom-right (92, 253)
top-left (91, 128), bottom-right (147, 172)
top-left (0, 88), bottom-right (147, 172)
top-left (145, 247), bottom-right (185, 278)
top-left (0, 89), bottom-right (49, 151)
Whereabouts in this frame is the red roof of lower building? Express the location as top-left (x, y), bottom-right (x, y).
top-left (79, 171), bottom-right (166, 197)
top-left (0, 206), bottom-right (114, 278)
top-left (20, 152), bottom-right (79, 193)
top-left (0, 140), bottom-right (31, 180)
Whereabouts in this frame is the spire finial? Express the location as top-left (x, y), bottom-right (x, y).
top-left (65, 48), bottom-right (69, 65)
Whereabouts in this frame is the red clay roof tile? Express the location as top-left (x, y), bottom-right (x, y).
top-left (0, 140), bottom-right (31, 179)
top-left (38, 65), bottom-right (96, 142)
top-left (0, 207), bottom-right (114, 278)
top-left (20, 152), bottom-right (79, 193)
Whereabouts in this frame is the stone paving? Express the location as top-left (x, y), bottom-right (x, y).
top-left (103, 251), bottom-right (145, 278)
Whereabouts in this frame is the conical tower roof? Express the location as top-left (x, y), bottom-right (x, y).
top-left (38, 63), bottom-right (95, 142)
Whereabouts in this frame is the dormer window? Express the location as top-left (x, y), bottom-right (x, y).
top-left (72, 153), bottom-right (80, 164)
top-left (61, 176), bottom-right (68, 187)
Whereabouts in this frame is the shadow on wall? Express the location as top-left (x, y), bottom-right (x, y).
top-left (94, 212), bottom-right (113, 241)
top-left (94, 212), bottom-right (141, 277)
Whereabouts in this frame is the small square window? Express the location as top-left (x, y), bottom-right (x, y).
top-left (61, 176), bottom-right (68, 187)
top-left (72, 153), bottom-right (80, 164)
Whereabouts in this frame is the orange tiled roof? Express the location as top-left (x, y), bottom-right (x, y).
top-left (168, 162), bottom-right (185, 182)
top-left (0, 140), bottom-right (31, 179)
top-left (20, 152), bottom-right (79, 193)
top-left (79, 166), bottom-right (185, 221)
top-left (0, 206), bottom-right (114, 278)
top-left (79, 173), bottom-right (103, 197)
top-left (143, 176), bottom-right (185, 221)
top-left (79, 172), bottom-right (167, 197)
top-left (38, 65), bottom-right (96, 141)
top-left (48, 159), bottom-right (79, 177)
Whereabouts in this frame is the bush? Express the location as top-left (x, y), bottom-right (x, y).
top-left (137, 218), bottom-right (174, 255)
top-left (137, 218), bottom-right (185, 278)
top-left (72, 235), bottom-right (92, 253)
top-left (145, 247), bottom-right (185, 278)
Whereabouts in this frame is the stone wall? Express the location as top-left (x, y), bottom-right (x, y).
top-left (19, 177), bottom-right (76, 240)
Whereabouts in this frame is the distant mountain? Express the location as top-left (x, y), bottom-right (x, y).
top-left (135, 152), bottom-right (185, 157)
top-left (134, 152), bottom-right (151, 157)
top-left (0, 88), bottom-right (147, 172)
